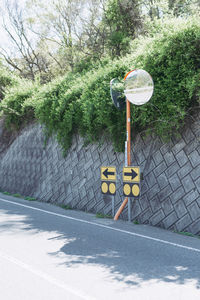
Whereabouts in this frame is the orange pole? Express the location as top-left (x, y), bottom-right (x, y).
top-left (127, 99), bottom-right (131, 166)
top-left (114, 99), bottom-right (131, 220)
top-left (113, 197), bottom-right (128, 220)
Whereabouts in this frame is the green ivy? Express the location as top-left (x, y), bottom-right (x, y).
top-left (0, 17), bottom-right (199, 153)
top-left (0, 67), bottom-right (19, 101)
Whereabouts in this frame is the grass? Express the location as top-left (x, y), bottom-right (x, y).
top-left (174, 231), bottom-right (200, 239)
top-left (1, 190), bottom-right (36, 201)
top-left (96, 213), bottom-right (112, 219)
top-left (13, 193), bottom-right (22, 198)
top-left (3, 191), bottom-right (11, 195)
top-left (133, 220), bottom-right (139, 225)
top-left (24, 196), bottom-right (36, 201)
top-left (59, 204), bottom-right (72, 210)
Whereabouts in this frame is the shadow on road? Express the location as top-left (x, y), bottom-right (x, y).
top-left (1, 200), bottom-right (200, 289)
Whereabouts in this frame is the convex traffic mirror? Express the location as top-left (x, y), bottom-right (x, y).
top-left (110, 69), bottom-right (154, 109)
top-left (124, 69), bottom-right (154, 105)
top-left (110, 78), bottom-right (126, 111)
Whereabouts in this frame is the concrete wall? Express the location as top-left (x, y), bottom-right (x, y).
top-left (0, 114), bottom-right (200, 234)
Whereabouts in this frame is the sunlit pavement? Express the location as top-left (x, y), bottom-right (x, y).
top-left (0, 193), bottom-right (200, 300)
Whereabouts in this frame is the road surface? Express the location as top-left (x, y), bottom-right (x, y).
top-left (0, 193), bottom-right (200, 300)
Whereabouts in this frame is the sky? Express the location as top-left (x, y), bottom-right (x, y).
top-left (0, 0), bottom-right (96, 56)
top-left (0, 0), bottom-right (27, 54)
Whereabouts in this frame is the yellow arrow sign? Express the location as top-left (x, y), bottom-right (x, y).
top-left (123, 166), bottom-right (140, 183)
top-left (101, 166), bottom-right (116, 181)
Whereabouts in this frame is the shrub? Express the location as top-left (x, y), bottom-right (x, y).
top-left (78, 17), bottom-right (200, 150)
top-left (0, 17), bottom-right (199, 152)
top-left (0, 67), bottom-right (19, 101)
top-left (0, 79), bottom-right (39, 129)
top-left (131, 18), bottom-right (200, 140)
top-left (33, 73), bottom-right (86, 151)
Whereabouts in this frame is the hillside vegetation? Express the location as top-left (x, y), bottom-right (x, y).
top-left (0, 17), bottom-right (200, 153)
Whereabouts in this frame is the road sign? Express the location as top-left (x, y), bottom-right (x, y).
top-left (101, 166), bottom-right (116, 181)
top-left (101, 181), bottom-right (116, 195)
top-left (101, 166), bottom-right (116, 196)
top-left (123, 166), bottom-right (140, 183)
top-left (123, 183), bottom-right (140, 197)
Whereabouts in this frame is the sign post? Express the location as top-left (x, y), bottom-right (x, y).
top-left (114, 98), bottom-right (131, 220)
top-left (113, 69), bottom-right (154, 221)
top-left (100, 166), bottom-right (116, 217)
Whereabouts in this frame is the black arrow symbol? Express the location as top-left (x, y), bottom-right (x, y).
top-left (103, 168), bottom-right (115, 178)
top-left (124, 169), bottom-right (138, 180)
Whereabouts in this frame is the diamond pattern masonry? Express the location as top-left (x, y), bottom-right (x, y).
top-left (0, 116), bottom-right (200, 234)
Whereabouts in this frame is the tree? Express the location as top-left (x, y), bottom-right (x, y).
top-left (74, 0), bottom-right (107, 61)
top-left (0, 0), bottom-right (53, 82)
top-left (168, 0), bottom-right (200, 17)
top-left (142, 0), bottom-right (200, 20)
top-left (102, 0), bottom-right (143, 57)
top-left (1, 0), bottom-right (199, 80)
top-left (25, 0), bottom-right (92, 72)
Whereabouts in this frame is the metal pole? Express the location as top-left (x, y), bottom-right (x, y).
top-left (112, 196), bottom-right (115, 217)
top-left (128, 198), bottom-right (132, 222)
top-left (114, 99), bottom-right (131, 221)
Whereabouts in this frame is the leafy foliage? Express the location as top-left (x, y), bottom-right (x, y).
top-left (103, 0), bottom-right (142, 57)
top-left (0, 79), bottom-right (39, 129)
top-left (132, 19), bottom-right (200, 139)
top-left (0, 17), bottom-right (199, 153)
top-left (0, 66), bottom-right (19, 101)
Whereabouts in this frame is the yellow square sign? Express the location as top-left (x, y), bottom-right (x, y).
top-left (101, 166), bottom-right (116, 181)
top-left (123, 166), bottom-right (140, 183)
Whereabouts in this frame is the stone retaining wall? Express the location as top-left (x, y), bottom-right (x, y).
top-left (0, 115), bottom-right (200, 234)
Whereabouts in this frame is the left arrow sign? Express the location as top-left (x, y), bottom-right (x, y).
top-left (103, 168), bottom-right (115, 178)
top-left (101, 166), bottom-right (116, 181)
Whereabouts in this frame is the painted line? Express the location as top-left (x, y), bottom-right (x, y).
top-left (0, 250), bottom-right (96, 300)
top-left (0, 197), bottom-right (200, 254)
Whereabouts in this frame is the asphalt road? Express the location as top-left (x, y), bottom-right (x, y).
top-left (0, 193), bottom-right (200, 300)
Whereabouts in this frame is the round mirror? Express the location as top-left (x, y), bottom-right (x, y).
top-left (124, 69), bottom-right (154, 105)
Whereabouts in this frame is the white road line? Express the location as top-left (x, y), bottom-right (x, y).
top-left (0, 250), bottom-right (96, 300)
top-left (0, 197), bottom-right (200, 254)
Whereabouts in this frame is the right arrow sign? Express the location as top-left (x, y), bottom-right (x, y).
top-left (123, 166), bottom-right (140, 183)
